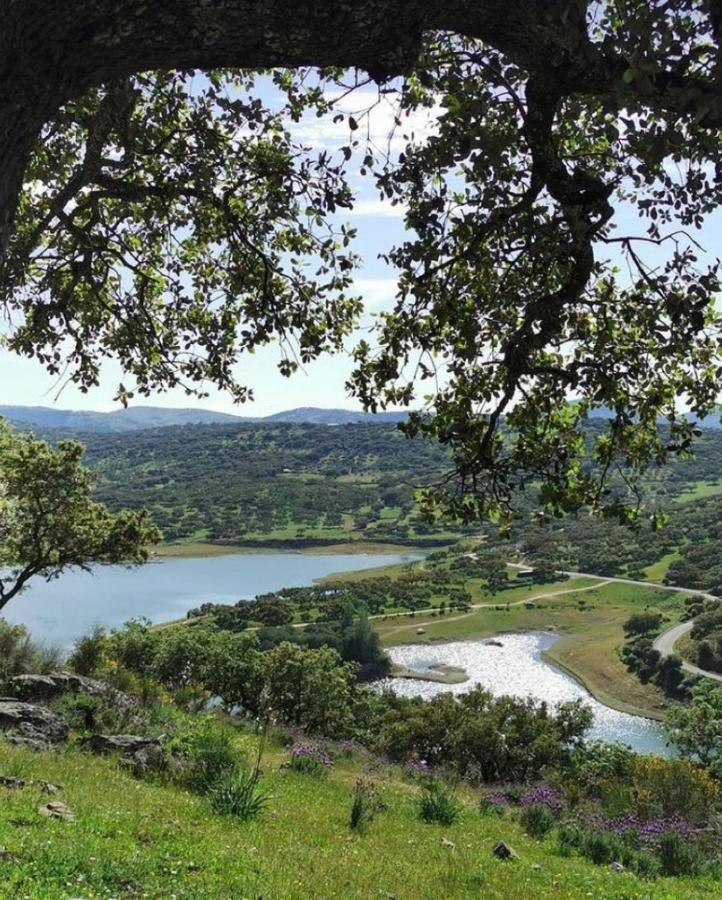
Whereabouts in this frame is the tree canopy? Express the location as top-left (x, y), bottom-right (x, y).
top-left (2, 1), bottom-right (722, 523)
top-left (0, 423), bottom-right (159, 611)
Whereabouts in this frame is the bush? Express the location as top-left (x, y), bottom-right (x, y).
top-left (67, 625), bottom-right (109, 676)
top-left (209, 768), bottom-right (268, 821)
top-left (288, 742), bottom-right (333, 777)
top-left (349, 778), bottom-right (383, 832)
top-left (180, 722), bottom-right (240, 793)
top-left (658, 831), bottom-right (703, 877)
top-left (519, 804), bottom-right (555, 839)
top-left (0, 619), bottom-right (61, 679)
top-left (418, 780), bottom-right (461, 826)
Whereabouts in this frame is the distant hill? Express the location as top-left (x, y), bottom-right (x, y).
top-left (0, 404), bottom-right (408, 433)
top-left (0, 405), bottom-right (242, 433)
top-left (581, 405), bottom-right (722, 430)
top-left (263, 407), bottom-right (407, 425)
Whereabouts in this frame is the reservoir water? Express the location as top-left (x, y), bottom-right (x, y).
top-left (3, 551), bottom-right (421, 648)
top-left (379, 632), bottom-right (672, 756)
top-left (5, 558), bottom-right (671, 754)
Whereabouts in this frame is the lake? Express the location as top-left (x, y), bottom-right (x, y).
top-left (3, 551), bottom-right (422, 648)
top-left (378, 632), bottom-right (672, 756)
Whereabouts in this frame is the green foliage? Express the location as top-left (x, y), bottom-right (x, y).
top-left (73, 420), bottom-right (454, 547)
top-left (658, 831), bottom-right (704, 878)
top-left (519, 804), bottom-right (555, 840)
top-left (67, 626), bottom-right (109, 677)
top-left (667, 681), bottom-right (722, 776)
top-left (0, 423), bottom-right (159, 611)
top-left (623, 612), bottom-right (663, 637)
top-left (179, 721), bottom-right (241, 794)
top-left (349, 778), bottom-right (383, 833)
top-left (375, 688), bottom-right (592, 782)
top-left (208, 768), bottom-right (269, 822)
top-left (417, 779), bottom-right (461, 826)
top-left (0, 619), bottom-right (60, 679)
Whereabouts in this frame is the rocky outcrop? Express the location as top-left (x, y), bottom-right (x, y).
top-left (8, 672), bottom-right (109, 702)
top-left (83, 733), bottom-right (159, 755)
top-left (0, 700), bottom-right (69, 749)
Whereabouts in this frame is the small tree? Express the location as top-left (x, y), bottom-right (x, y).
top-left (667, 681), bottom-right (722, 776)
top-left (0, 422), bottom-right (159, 611)
top-left (623, 612), bottom-right (664, 637)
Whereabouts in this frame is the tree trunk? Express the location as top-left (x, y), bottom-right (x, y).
top-left (0, 1), bottom-right (589, 259)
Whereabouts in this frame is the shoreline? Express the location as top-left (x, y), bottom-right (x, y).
top-left (153, 540), bottom-right (431, 559)
top-left (383, 623), bottom-right (670, 723)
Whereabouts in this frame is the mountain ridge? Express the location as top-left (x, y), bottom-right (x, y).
top-left (0, 404), bottom-right (408, 433)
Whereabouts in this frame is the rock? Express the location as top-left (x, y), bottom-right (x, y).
top-left (610, 861), bottom-right (625, 873)
top-left (8, 672), bottom-right (107, 702)
top-left (40, 781), bottom-right (62, 794)
top-left (492, 841), bottom-right (518, 861)
top-left (485, 639), bottom-right (504, 647)
top-left (83, 733), bottom-right (159, 755)
top-left (123, 742), bottom-right (167, 775)
top-left (38, 800), bottom-right (74, 821)
top-left (416, 627), bottom-right (426, 635)
top-left (0, 701), bottom-right (69, 746)
top-left (0, 775), bottom-right (25, 789)
top-left (6, 734), bottom-right (54, 752)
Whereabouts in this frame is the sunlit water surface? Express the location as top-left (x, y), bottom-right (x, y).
top-left (4, 552), bottom-right (422, 648)
top-left (377, 632), bottom-right (672, 756)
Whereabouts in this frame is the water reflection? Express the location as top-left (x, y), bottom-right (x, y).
top-left (377, 632), bottom-right (672, 756)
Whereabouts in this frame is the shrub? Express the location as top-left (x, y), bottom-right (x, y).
top-left (288, 742), bottom-right (333, 777)
top-left (418, 780), bottom-right (462, 826)
top-left (519, 804), bottom-right (555, 839)
top-left (349, 779), bottom-right (383, 832)
top-left (67, 625), bottom-right (109, 676)
top-left (180, 722), bottom-right (240, 793)
top-left (479, 792), bottom-right (508, 816)
top-left (658, 831), bottom-right (703, 877)
top-left (632, 756), bottom-right (718, 823)
top-left (0, 619), bottom-right (61, 679)
top-left (519, 784), bottom-right (563, 814)
top-left (209, 768), bottom-right (268, 821)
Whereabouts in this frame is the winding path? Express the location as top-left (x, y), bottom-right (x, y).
top-left (511, 564), bottom-right (722, 685)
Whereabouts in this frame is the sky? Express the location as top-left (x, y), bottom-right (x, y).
top-left (1, 76), bottom-right (720, 416)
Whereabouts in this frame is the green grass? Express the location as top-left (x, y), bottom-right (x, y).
top-left (674, 480), bottom-right (722, 501)
top-left (0, 739), bottom-right (717, 899)
top-left (642, 551), bottom-right (682, 583)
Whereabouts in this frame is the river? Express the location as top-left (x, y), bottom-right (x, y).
top-left (3, 551), bottom-right (422, 647)
top-left (378, 632), bottom-right (672, 756)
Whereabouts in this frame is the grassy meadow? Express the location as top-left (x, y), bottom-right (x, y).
top-left (0, 736), bottom-right (716, 900)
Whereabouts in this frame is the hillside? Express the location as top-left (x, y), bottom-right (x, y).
top-left (72, 421), bottom-right (461, 547)
top-left (0, 404), bottom-right (408, 433)
top-left (0, 735), bottom-right (714, 899)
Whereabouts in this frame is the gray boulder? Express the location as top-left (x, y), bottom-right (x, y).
top-left (0, 700), bottom-right (69, 748)
top-left (492, 841), bottom-right (518, 861)
top-left (0, 775), bottom-right (25, 789)
top-left (83, 733), bottom-right (159, 755)
top-left (8, 672), bottom-right (108, 702)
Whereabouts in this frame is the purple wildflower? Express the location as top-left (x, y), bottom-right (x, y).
top-left (520, 785), bottom-right (564, 814)
top-left (289, 742), bottom-right (334, 769)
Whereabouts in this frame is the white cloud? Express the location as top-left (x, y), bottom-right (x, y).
top-left (353, 277), bottom-right (398, 311)
top-left (346, 199), bottom-right (407, 218)
top-left (293, 89), bottom-right (442, 155)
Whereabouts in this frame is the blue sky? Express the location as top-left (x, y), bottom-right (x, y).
top-left (1, 78), bottom-right (720, 415)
